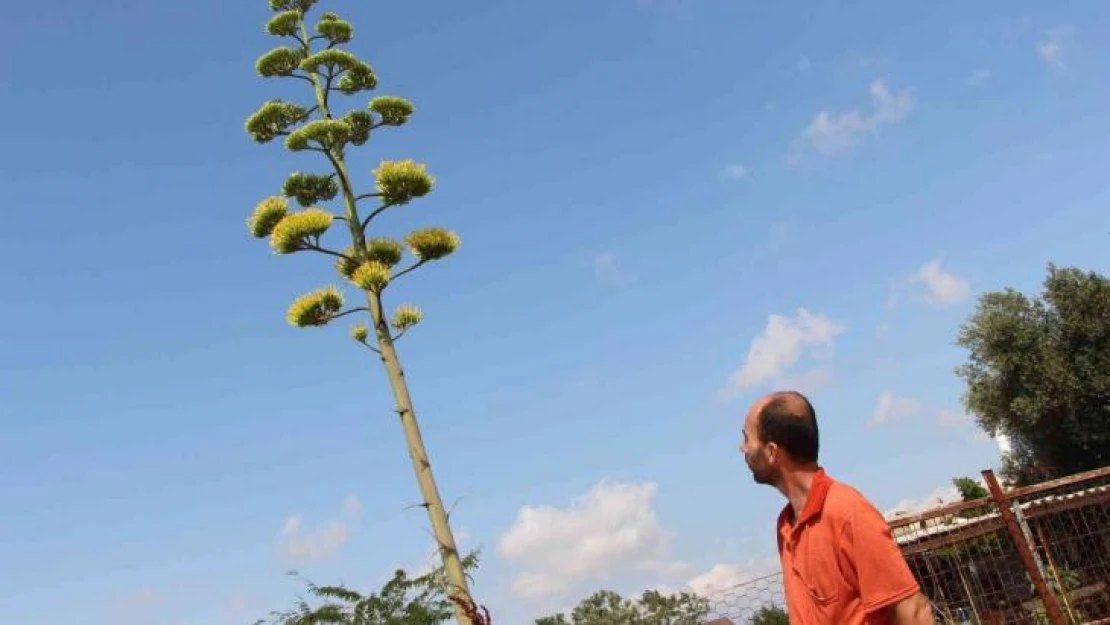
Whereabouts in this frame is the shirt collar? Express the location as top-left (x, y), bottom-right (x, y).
top-left (777, 468), bottom-right (832, 530)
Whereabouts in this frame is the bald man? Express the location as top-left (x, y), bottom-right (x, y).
top-left (739, 391), bottom-right (935, 625)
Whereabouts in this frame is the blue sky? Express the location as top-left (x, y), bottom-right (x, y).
top-left (2, 0), bottom-right (1109, 623)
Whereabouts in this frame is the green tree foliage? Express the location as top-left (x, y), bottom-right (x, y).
top-left (952, 477), bottom-right (988, 501)
top-left (254, 553), bottom-right (479, 625)
top-left (937, 476), bottom-right (1004, 559)
top-left (534, 589), bottom-right (710, 625)
top-left (748, 605), bottom-right (789, 625)
top-left (243, 1), bottom-right (479, 622)
top-left (951, 476), bottom-right (992, 519)
top-left (956, 264), bottom-right (1110, 485)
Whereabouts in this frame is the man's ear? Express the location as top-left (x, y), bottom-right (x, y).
top-left (764, 441), bottom-right (779, 462)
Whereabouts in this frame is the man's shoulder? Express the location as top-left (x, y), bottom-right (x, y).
top-left (823, 479), bottom-right (882, 519)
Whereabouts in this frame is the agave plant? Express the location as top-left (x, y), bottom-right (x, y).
top-left (243, 1), bottom-right (477, 621)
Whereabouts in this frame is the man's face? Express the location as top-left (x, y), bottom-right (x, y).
top-left (741, 409), bottom-right (778, 486)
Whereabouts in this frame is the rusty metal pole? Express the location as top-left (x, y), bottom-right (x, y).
top-left (981, 469), bottom-right (1066, 625)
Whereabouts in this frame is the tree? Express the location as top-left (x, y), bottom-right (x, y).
top-left (951, 476), bottom-right (988, 501)
top-left (955, 264), bottom-right (1110, 485)
top-left (254, 553), bottom-right (480, 624)
top-left (939, 476), bottom-right (1003, 558)
top-left (535, 589), bottom-right (710, 625)
top-left (951, 476), bottom-right (990, 519)
top-left (243, 1), bottom-right (477, 621)
top-left (748, 605), bottom-right (789, 625)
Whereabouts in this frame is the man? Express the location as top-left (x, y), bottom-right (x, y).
top-left (739, 391), bottom-right (935, 624)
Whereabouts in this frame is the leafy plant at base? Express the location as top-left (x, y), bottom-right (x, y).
top-left (254, 552), bottom-right (481, 624)
top-left (243, 1), bottom-right (480, 622)
top-left (749, 605), bottom-right (789, 625)
top-left (534, 589), bottom-right (710, 624)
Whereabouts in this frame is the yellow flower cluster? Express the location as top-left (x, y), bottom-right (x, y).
top-left (373, 160), bottom-right (435, 205)
top-left (270, 208), bottom-right (334, 254)
top-left (247, 196), bottom-right (289, 238)
top-left (391, 304), bottom-right (423, 331)
top-left (405, 227), bottom-right (459, 261)
top-left (351, 261), bottom-right (391, 291)
top-left (286, 286), bottom-right (343, 327)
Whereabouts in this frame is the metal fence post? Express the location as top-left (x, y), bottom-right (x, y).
top-left (981, 469), bottom-right (1066, 625)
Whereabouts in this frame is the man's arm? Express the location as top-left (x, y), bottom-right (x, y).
top-left (885, 591), bottom-right (936, 625)
top-left (838, 499), bottom-right (936, 622)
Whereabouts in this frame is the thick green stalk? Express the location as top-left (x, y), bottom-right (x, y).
top-left (296, 16), bottom-right (475, 624)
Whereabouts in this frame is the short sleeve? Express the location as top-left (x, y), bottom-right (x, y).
top-left (839, 501), bottom-right (921, 612)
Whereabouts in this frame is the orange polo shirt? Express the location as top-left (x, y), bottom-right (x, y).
top-left (777, 469), bottom-right (921, 624)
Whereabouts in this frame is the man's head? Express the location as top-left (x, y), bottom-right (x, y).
top-left (740, 390), bottom-right (820, 486)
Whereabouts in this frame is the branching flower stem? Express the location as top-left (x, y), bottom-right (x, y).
top-left (284, 14), bottom-right (475, 624)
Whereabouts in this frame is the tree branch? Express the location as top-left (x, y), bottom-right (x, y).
top-left (329, 307), bottom-right (369, 321)
top-left (300, 241), bottom-right (348, 259)
top-left (355, 192), bottom-right (379, 203)
top-left (391, 260), bottom-right (428, 282)
top-left (322, 149), bottom-right (342, 176)
top-left (391, 327), bottom-right (411, 343)
top-left (360, 201), bottom-right (396, 230)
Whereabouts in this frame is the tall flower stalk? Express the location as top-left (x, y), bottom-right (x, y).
top-left (244, 1), bottom-right (476, 621)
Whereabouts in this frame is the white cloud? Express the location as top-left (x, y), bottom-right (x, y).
top-left (801, 80), bottom-right (913, 156)
top-left (686, 558), bottom-right (781, 597)
top-left (226, 594), bottom-right (254, 617)
top-left (968, 68), bottom-right (991, 85)
top-left (991, 431), bottom-right (1010, 450)
top-left (593, 251), bottom-right (625, 287)
top-left (727, 308), bottom-right (845, 392)
top-left (763, 220), bottom-right (791, 255)
top-left (909, 258), bottom-right (971, 306)
top-left (937, 410), bottom-right (970, 427)
top-left (722, 163), bottom-right (750, 180)
top-left (868, 390), bottom-right (922, 427)
top-left (1001, 15), bottom-right (1033, 45)
top-left (884, 484), bottom-right (962, 519)
top-left (936, 411), bottom-right (994, 443)
top-left (779, 368), bottom-right (835, 396)
top-left (279, 495), bottom-right (361, 562)
top-left (642, 559), bottom-right (696, 578)
top-left (1037, 26), bottom-right (1073, 72)
top-left (280, 516), bottom-right (349, 561)
top-left (342, 495), bottom-right (363, 517)
top-left (112, 584), bottom-right (169, 625)
top-left (116, 585), bottom-right (161, 612)
top-left (510, 572), bottom-right (568, 598)
top-left (499, 480), bottom-right (675, 599)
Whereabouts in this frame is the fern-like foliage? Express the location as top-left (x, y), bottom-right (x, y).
top-left (253, 552), bottom-right (481, 625)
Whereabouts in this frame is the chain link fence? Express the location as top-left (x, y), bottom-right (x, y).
top-left (892, 467), bottom-right (1110, 624)
top-left (700, 572), bottom-right (787, 624)
top-left (702, 466), bottom-right (1110, 625)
